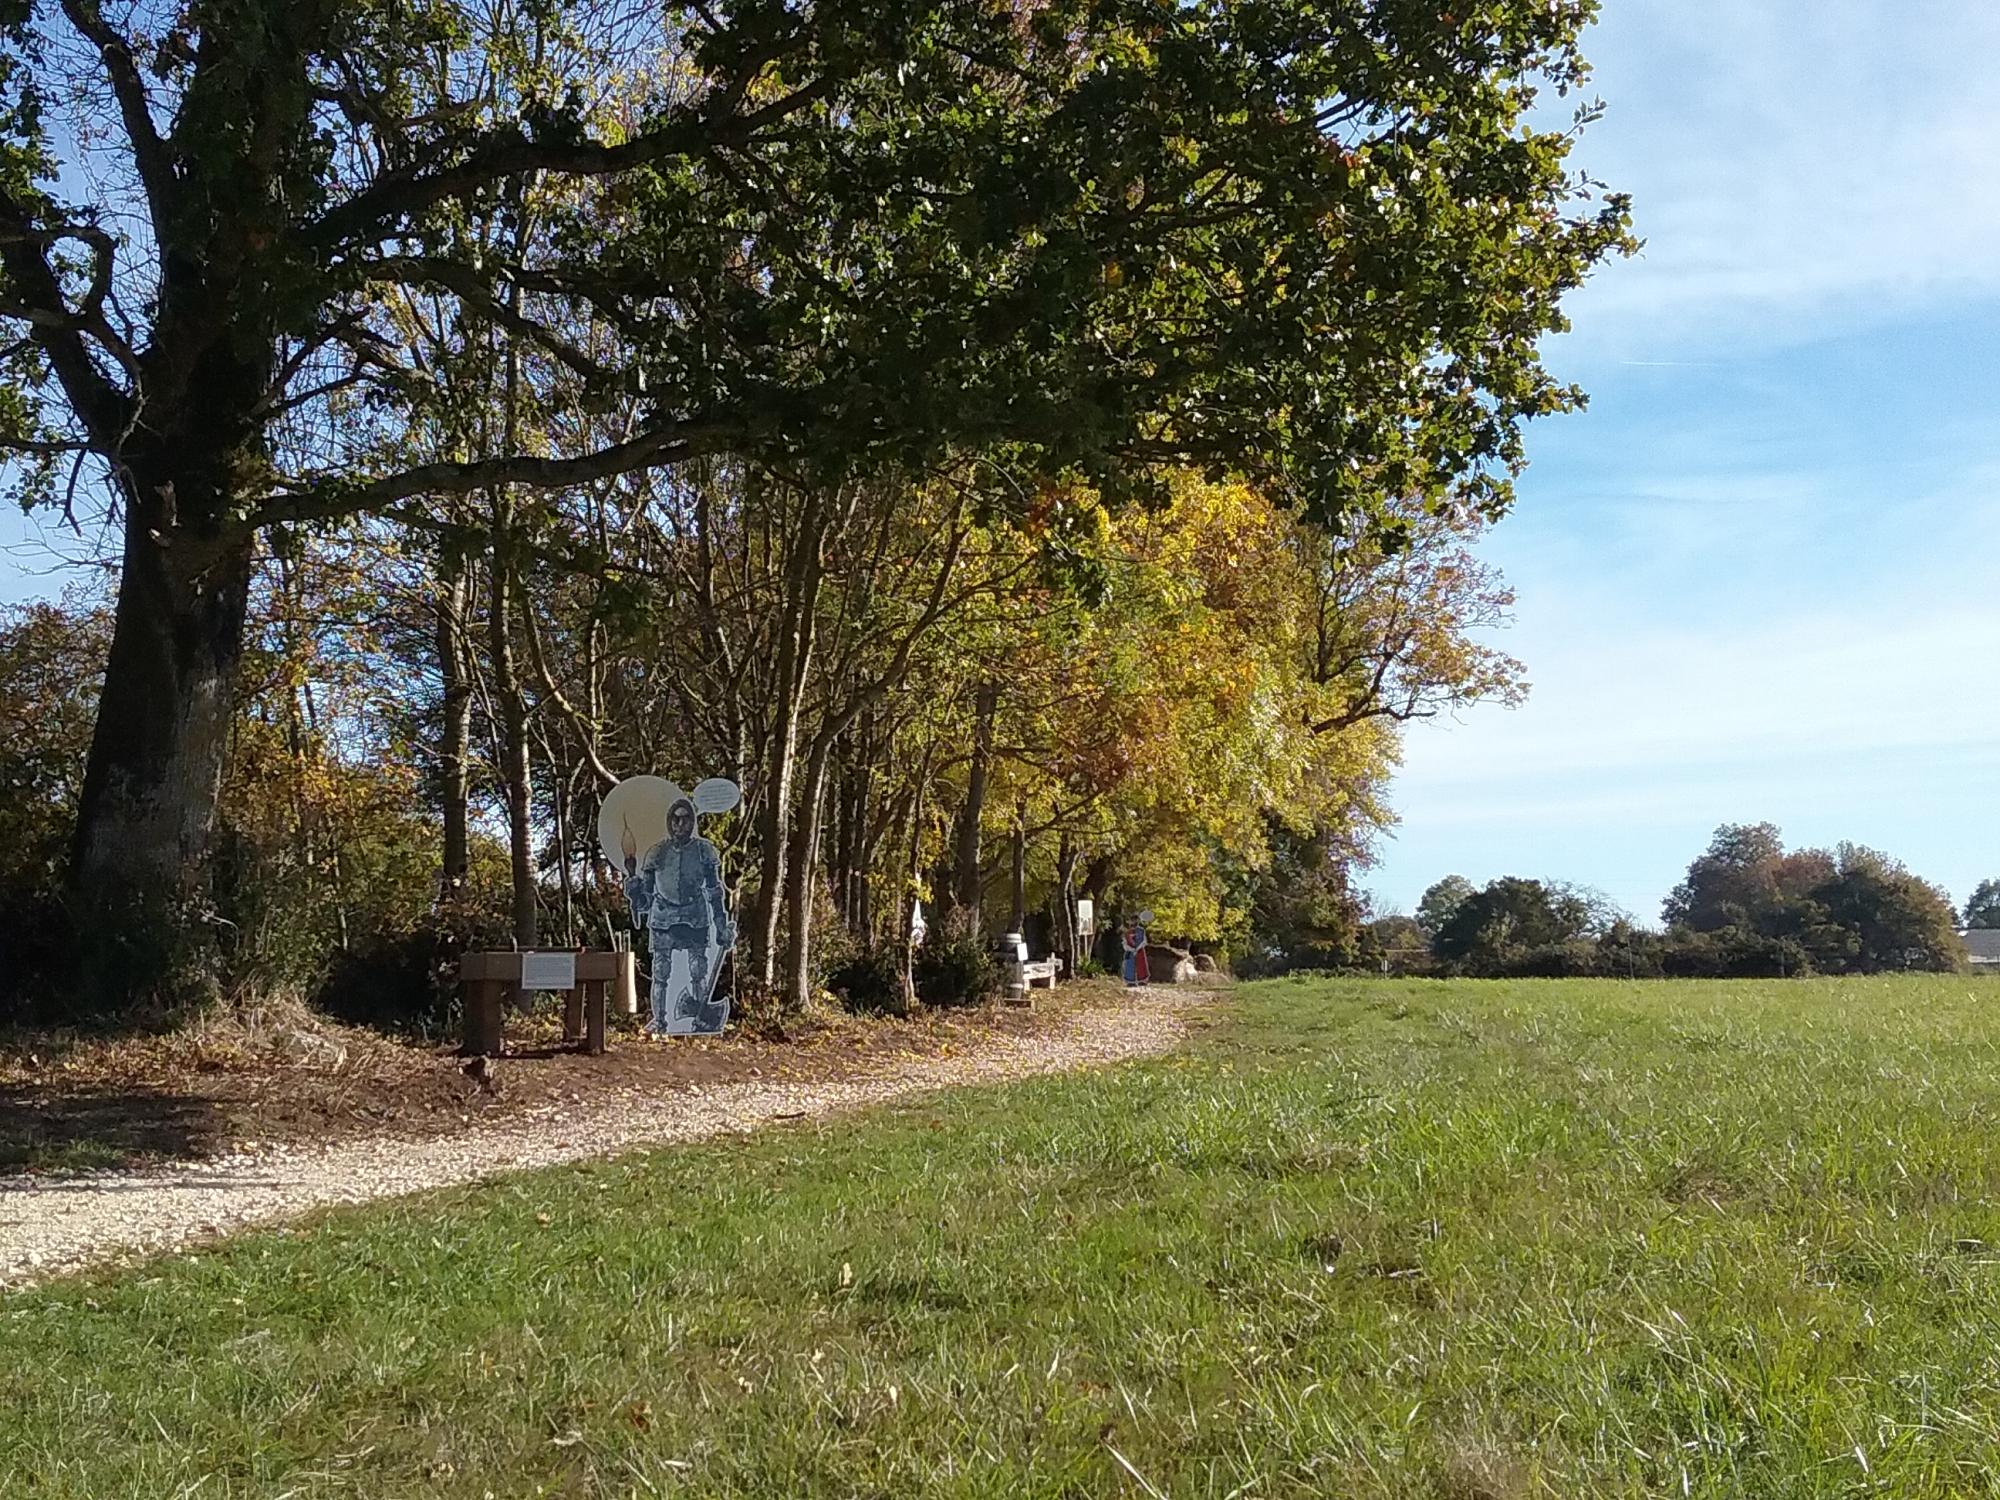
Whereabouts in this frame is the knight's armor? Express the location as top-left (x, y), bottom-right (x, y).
top-left (624, 830), bottom-right (733, 1032)
top-left (631, 836), bottom-right (724, 934)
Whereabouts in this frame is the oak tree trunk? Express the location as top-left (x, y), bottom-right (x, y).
top-left (69, 463), bottom-right (255, 1008)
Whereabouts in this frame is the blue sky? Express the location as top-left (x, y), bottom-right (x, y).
top-left (3, 1), bottom-right (1996, 926)
top-left (1371, 0), bottom-right (2000, 922)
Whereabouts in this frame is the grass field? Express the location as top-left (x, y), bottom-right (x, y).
top-left (8, 975), bottom-right (2000, 1497)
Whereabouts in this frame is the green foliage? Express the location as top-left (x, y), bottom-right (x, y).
top-left (1416, 828), bottom-right (1968, 982)
top-left (1431, 875), bottom-right (1603, 965)
top-left (1414, 874), bottom-right (1475, 936)
top-left (0, 595), bottom-right (104, 898)
top-left (1661, 826), bottom-right (1964, 977)
top-left (0, 595), bottom-right (108, 1017)
top-left (1236, 815), bottom-right (1372, 974)
top-left (912, 934), bottom-right (997, 1009)
top-left (826, 946), bottom-right (907, 1018)
top-left (1359, 914), bottom-right (1427, 968)
top-left (0, 584), bottom-right (509, 1025)
top-left (1964, 878), bottom-right (2000, 931)
top-left (1662, 821), bottom-right (1816, 931)
top-left (596, 0), bottom-right (1633, 534)
top-left (1809, 846), bottom-right (1966, 974)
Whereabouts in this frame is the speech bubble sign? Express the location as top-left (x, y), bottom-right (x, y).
top-left (691, 777), bottom-right (741, 815)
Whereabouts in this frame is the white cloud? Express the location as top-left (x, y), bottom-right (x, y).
top-left (1375, 447), bottom-right (2000, 914)
top-left (1561, 0), bottom-right (2000, 350)
top-left (1399, 603), bottom-right (2000, 788)
top-left (1402, 440), bottom-right (2000, 773)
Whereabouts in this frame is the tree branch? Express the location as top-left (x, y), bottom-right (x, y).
top-left (0, 430), bottom-right (92, 455)
top-left (257, 420), bottom-right (718, 528)
top-left (0, 197), bottom-right (130, 447)
top-left (521, 595), bottom-right (621, 789)
top-left (360, 255), bottom-right (618, 385)
top-left (303, 75), bottom-right (836, 250)
top-left (56, 0), bottom-right (178, 224)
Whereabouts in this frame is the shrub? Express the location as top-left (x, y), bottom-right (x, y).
top-left (312, 881), bottom-right (515, 1038)
top-left (0, 888), bottom-right (82, 1025)
top-left (828, 947), bottom-right (908, 1016)
top-left (316, 931), bottom-right (455, 1037)
top-left (1500, 941), bottom-right (1607, 978)
top-left (914, 935), bottom-right (998, 1008)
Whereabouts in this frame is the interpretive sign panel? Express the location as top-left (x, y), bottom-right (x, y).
top-left (521, 951), bottom-right (578, 991)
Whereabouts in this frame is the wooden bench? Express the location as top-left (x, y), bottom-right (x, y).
top-left (1022, 956), bottom-right (1064, 989)
top-left (459, 950), bottom-right (630, 1058)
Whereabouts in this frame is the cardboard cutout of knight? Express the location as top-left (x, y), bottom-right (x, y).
top-left (599, 775), bottom-right (740, 1036)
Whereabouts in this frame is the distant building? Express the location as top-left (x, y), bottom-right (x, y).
top-left (1965, 930), bottom-right (2000, 970)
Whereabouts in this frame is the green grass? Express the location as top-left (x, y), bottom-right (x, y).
top-left (10, 975), bottom-right (2000, 1497)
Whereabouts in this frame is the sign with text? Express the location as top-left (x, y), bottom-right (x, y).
top-left (520, 951), bottom-right (578, 991)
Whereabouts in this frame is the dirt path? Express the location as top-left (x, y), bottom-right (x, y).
top-left (0, 993), bottom-right (1210, 1289)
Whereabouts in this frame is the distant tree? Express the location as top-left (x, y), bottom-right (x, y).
top-left (1809, 846), bottom-right (1966, 974)
top-left (1662, 822), bottom-right (1788, 931)
top-left (0, 595), bottom-right (111, 907)
top-left (1433, 876), bottom-right (1593, 965)
top-left (1360, 914), bottom-right (1429, 972)
top-left (1964, 879), bottom-right (2000, 930)
top-left (1662, 825), bottom-right (1965, 976)
top-left (1243, 818), bottom-right (1372, 971)
top-left (1415, 875), bottom-right (1476, 936)
top-left (1546, 880), bottom-right (1628, 938)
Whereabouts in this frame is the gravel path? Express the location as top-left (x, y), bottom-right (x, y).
top-left (0, 993), bottom-right (1208, 1289)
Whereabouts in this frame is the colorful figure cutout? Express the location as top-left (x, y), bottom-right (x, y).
top-left (598, 775), bottom-right (740, 1036)
top-left (1122, 910), bottom-right (1153, 988)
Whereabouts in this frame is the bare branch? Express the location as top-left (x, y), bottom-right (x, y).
top-left (257, 420), bottom-right (718, 528)
top-left (360, 255), bottom-right (618, 385)
top-left (521, 597), bottom-right (621, 789)
top-left (0, 431), bottom-right (91, 455)
top-left (55, 0), bottom-right (179, 223)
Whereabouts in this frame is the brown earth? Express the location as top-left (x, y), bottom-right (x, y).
top-left (0, 985), bottom-right (1118, 1178)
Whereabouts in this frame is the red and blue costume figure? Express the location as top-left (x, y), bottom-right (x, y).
top-left (1121, 917), bottom-right (1150, 988)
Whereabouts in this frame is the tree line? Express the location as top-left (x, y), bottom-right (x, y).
top-left (1250, 823), bottom-right (1985, 979)
top-left (0, 475), bottom-right (1528, 1022)
top-left (0, 0), bottom-right (1631, 1021)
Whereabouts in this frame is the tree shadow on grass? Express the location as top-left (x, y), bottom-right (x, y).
top-left (0, 1083), bottom-right (224, 1176)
